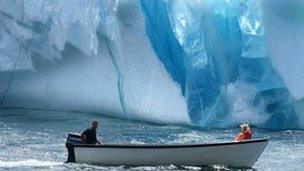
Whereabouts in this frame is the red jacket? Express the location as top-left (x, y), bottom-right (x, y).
top-left (235, 130), bottom-right (252, 142)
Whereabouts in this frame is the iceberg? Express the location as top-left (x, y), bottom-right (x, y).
top-left (0, 0), bottom-right (303, 129)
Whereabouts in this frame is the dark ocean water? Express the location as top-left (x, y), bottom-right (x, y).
top-left (0, 109), bottom-right (303, 171)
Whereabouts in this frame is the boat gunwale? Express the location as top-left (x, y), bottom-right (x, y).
top-left (71, 138), bottom-right (268, 149)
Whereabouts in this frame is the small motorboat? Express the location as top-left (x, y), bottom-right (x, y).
top-left (66, 134), bottom-right (268, 167)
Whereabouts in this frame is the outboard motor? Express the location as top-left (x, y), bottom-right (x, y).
top-left (66, 133), bottom-right (82, 162)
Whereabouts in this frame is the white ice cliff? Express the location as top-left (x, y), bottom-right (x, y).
top-left (0, 0), bottom-right (303, 129)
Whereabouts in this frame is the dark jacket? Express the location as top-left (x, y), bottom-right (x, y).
top-left (82, 128), bottom-right (98, 144)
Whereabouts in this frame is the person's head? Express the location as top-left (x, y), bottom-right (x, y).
top-left (240, 123), bottom-right (250, 133)
top-left (91, 120), bottom-right (99, 130)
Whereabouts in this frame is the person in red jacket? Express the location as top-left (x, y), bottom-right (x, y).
top-left (235, 123), bottom-right (252, 142)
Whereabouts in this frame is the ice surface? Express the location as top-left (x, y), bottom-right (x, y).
top-left (0, 0), bottom-right (303, 129)
top-left (261, 0), bottom-right (304, 100)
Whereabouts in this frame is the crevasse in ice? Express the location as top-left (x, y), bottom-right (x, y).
top-left (0, 0), bottom-right (303, 129)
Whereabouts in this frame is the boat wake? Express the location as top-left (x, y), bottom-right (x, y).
top-left (0, 159), bottom-right (63, 168)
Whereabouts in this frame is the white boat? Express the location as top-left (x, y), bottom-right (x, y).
top-left (66, 134), bottom-right (268, 167)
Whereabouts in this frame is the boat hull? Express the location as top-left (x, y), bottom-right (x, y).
top-left (67, 138), bottom-right (268, 167)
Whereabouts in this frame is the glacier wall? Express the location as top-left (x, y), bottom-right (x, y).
top-left (0, 0), bottom-right (303, 129)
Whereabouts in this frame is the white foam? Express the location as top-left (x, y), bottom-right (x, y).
top-left (227, 82), bottom-right (268, 125)
top-left (0, 159), bottom-right (62, 168)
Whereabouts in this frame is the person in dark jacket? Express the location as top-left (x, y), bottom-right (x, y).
top-left (81, 120), bottom-right (101, 144)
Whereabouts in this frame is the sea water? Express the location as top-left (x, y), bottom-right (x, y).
top-left (0, 109), bottom-right (303, 171)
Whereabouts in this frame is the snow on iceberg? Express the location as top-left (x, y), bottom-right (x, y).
top-left (0, 0), bottom-right (303, 129)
